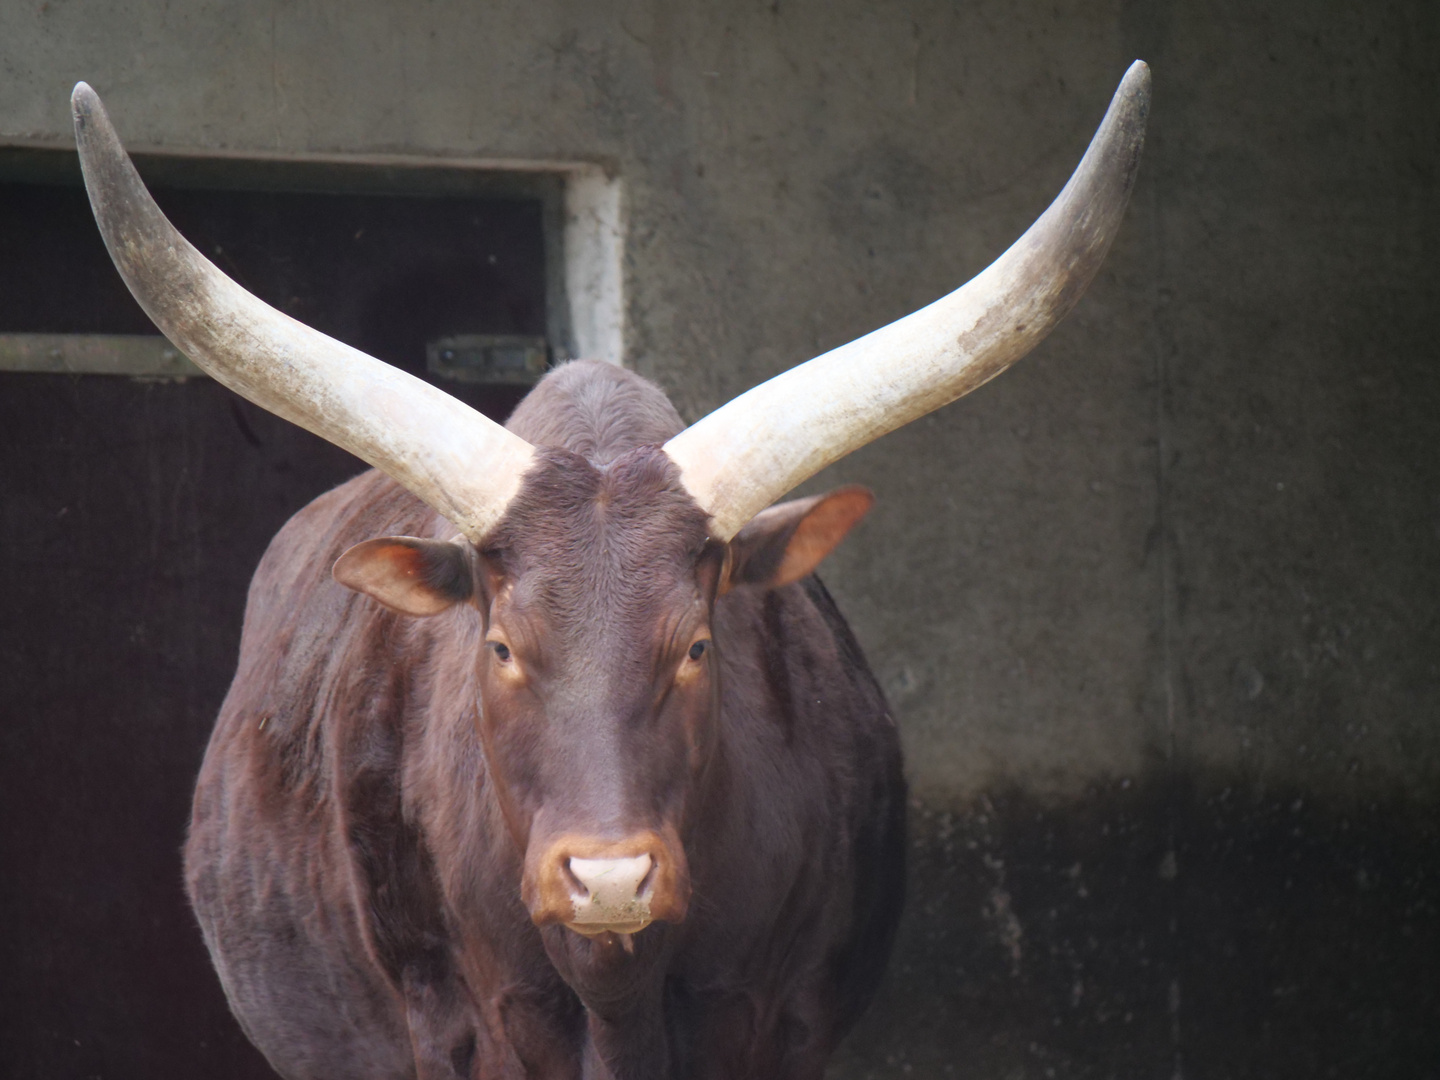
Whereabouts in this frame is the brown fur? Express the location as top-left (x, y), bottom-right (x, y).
top-left (184, 361), bottom-right (905, 1079)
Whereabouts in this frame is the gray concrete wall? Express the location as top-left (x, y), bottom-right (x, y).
top-left (3, 0), bottom-right (1436, 1076)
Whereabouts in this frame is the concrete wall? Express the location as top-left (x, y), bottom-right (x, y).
top-left (3, 0), bottom-right (1436, 1076)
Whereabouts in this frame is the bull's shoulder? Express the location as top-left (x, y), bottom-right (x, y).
top-left (211, 468), bottom-right (444, 792)
top-left (186, 469), bottom-right (470, 1076)
top-left (708, 573), bottom-right (900, 856)
top-left (692, 576), bottom-right (905, 1036)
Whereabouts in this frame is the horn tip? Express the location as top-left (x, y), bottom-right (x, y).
top-left (71, 82), bottom-right (107, 140)
top-left (1122, 59), bottom-right (1152, 101)
top-left (71, 81), bottom-right (97, 115)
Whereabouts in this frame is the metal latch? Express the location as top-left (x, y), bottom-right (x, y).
top-left (426, 335), bottom-right (549, 385)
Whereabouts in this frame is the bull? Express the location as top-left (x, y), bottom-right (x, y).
top-left (70, 63), bottom-right (1148, 1080)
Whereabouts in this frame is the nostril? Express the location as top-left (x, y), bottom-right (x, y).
top-left (636, 857), bottom-right (658, 900)
top-left (560, 859), bottom-right (588, 900)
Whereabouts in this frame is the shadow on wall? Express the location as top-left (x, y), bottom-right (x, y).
top-left (830, 771), bottom-right (1440, 1080)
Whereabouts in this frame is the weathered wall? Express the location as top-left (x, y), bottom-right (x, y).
top-left (2, 0), bottom-right (1436, 1076)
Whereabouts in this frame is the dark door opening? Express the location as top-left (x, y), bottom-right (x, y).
top-left (0, 163), bottom-right (551, 1079)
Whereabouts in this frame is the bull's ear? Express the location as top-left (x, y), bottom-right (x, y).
top-left (725, 485), bottom-right (874, 592)
top-left (333, 536), bottom-right (473, 617)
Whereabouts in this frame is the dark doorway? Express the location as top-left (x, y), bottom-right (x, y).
top-left (0, 163), bottom-right (551, 1079)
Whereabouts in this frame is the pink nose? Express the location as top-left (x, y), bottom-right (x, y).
top-left (567, 854), bottom-right (655, 933)
top-left (525, 830), bottom-right (690, 934)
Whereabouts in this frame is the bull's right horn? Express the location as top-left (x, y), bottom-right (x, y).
top-left (71, 82), bottom-right (537, 544)
top-left (666, 61), bottom-right (1151, 542)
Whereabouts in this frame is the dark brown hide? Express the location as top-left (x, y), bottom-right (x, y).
top-left (185, 361), bottom-right (905, 1080)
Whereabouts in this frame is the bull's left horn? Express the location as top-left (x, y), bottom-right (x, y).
top-left (665, 61), bottom-right (1151, 541)
top-left (71, 83), bottom-right (536, 543)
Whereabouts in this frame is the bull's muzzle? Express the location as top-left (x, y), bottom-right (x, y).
top-left (526, 830), bottom-right (690, 936)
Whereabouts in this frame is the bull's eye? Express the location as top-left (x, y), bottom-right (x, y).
top-left (688, 640), bottom-right (709, 662)
top-left (488, 641), bottom-right (512, 662)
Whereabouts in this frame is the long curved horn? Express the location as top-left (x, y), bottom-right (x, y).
top-left (71, 83), bottom-right (536, 543)
top-left (665, 61), bottom-right (1151, 541)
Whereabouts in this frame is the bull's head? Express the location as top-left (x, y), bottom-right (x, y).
top-left (71, 65), bottom-right (1148, 946)
top-left (328, 418), bottom-right (877, 945)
